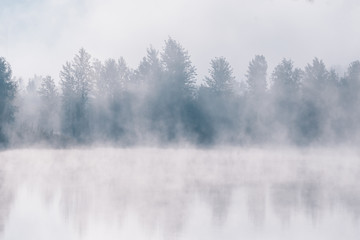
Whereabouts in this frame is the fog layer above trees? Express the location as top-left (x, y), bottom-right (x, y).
top-left (1, 38), bottom-right (360, 147)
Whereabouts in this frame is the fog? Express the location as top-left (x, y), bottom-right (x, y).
top-left (1, 41), bottom-right (360, 147)
top-left (1, 1), bottom-right (360, 147)
top-left (1, 26), bottom-right (360, 240)
top-left (1, 0), bottom-right (360, 239)
top-left (0, 148), bottom-right (359, 240)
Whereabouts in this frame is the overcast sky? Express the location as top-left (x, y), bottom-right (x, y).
top-left (1, 0), bottom-right (360, 82)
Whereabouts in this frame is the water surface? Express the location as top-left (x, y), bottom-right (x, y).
top-left (0, 148), bottom-right (359, 239)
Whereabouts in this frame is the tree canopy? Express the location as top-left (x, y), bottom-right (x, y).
top-left (1, 38), bottom-right (360, 146)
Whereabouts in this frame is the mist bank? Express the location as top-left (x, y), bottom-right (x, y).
top-left (1, 38), bottom-right (360, 148)
top-left (0, 147), bottom-right (359, 239)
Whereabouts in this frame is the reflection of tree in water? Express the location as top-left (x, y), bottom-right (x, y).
top-left (186, 153), bottom-right (237, 227)
top-left (1, 149), bottom-right (360, 237)
top-left (131, 180), bottom-right (191, 239)
top-left (271, 182), bottom-right (300, 224)
top-left (60, 177), bottom-right (91, 235)
top-left (0, 168), bottom-right (13, 235)
top-left (159, 191), bottom-right (189, 239)
top-left (56, 157), bottom-right (132, 235)
top-left (47, 152), bottom-right (193, 239)
top-left (246, 184), bottom-right (266, 227)
top-left (0, 155), bottom-right (21, 238)
top-left (195, 182), bottom-right (233, 226)
top-left (338, 185), bottom-right (360, 221)
top-left (300, 179), bottom-right (324, 222)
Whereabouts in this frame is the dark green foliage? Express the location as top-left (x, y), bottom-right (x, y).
top-left (297, 58), bottom-right (337, 143)
top-left (161, 38), bottom-right (196, 99)
top-left (142, 38), bottom-right (198, 142)
top-left (3, 39), bottom-right (360, 147)
top-left (338, 61), bottom-right (360, 140)
top-left (135, 47), bottom-right (163, 86)
top-left (270, 59), bottom-right (302, 142)
top-left (38, 76), bottom-right (60, 134)
top-left (246, 55), bottom-right (268, 95)
top-left (244, 55), bottom-right (269, 143)
top-left (0, 57), bottom-right (17, 144)
top-left (60, 48), bottom-right (94, 142)
top-left (205, 57), bottom-right (235, 95)
top-left (199, 57), bottom-right (240, 143)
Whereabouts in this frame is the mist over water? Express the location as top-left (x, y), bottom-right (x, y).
top-left (0, 148), bottom-right (359, 240)
top-left (1, 36), bottom-right (359, 240)
top-left (0, 28), bottom-right (359, 240)
top-left (1, 1), bottom-right (360, 239)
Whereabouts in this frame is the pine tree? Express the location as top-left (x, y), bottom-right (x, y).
top-left (205, 57), bottom-right (235, 95)
top-left (297, 58), bottom-right (331, 143)
top-left (246, 55), bottom-right (268, 96)
top-left (0, 57), bottom-right (17, 144)
top-left (270, 59), bottom-right (302, 142)
top-left (161, 37), bottom-right (196, 99)
top-left (135, 47), bottom-right (163, 87)
top-left (244, 55), bottom-right (268, 142)
top-left (60, 48), bottom-right (94, 142)
top-left (38, 76), bottom-right (60, 134)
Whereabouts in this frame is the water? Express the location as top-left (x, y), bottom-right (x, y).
top-left (0, 148), bottom-right (359, 240)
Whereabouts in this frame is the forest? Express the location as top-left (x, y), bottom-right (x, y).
top-left (1, 38), bottom-right (360, 147)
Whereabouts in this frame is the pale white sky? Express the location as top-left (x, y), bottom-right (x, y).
top-left (1, 0), bottom-right (360, 82)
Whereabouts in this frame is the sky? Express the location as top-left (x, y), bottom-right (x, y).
top-left (1, 0), bottom-right (360, 83)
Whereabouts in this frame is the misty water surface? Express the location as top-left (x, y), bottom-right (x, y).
top-left (0, 148), bottom-right (359, 240)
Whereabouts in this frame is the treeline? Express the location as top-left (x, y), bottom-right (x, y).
top-left (1, 38), bottom-right (360, 147)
